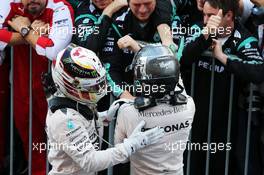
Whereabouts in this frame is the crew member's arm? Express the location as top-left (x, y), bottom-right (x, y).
top-left (3, 31), bottom-right (26, 46)
top-left (154, 0), bottom-right (176, 49)
top-left (117, 35), bottom-right (141, 52)
top-left (212, 38), bottom-right (264, 84)
top-left (157, 24), bottom-right (177, 51)
top-left (103, 0), bottom-right (128, 18)
top-left (0, 0), bottom-right (27, 50)
top-left (8, 4), bottom-right (74, 60)
top-left (8, 19), bottom-right (50, 48)
top-left (227, 62), bottom-right (264, 83)
top-left (179, 28), bottom-right (212, 66)
top-left (35, 4), bottom-right (74, 60)
top-left (7, 16), bottom-right (39, 47)
top-left (179, 10), bottom-right (223, 65)
top-left (73, 0), bottom-right (127, 52)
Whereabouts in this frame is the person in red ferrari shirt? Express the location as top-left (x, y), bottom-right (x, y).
top-left (0, 0), bottom-right (74, 174)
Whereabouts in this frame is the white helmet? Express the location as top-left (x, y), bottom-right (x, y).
top-left (52, 43), bottom-right (107, 104)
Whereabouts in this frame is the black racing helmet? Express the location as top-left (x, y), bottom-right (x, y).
top-left (127, 45), bottom-right (180, 98)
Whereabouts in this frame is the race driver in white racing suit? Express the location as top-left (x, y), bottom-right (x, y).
top-left (45, 44), bottom-right (164, 175)
top-left (114, 45), bottom-right (196, 175)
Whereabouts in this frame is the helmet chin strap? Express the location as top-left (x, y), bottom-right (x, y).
top-left (169, 83), bottom-right (188, 106)
top-left (174, 83), bottom-right (184, 95)
top-left (86, 103), bottom-right (98, 114)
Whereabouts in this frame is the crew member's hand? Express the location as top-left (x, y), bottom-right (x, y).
top-left (212, 39), bottom-right (227, 65)
top-left (103, 0), bottom-right (128, 17)
top-left (31, 20), bottom-right (50, 36)
top-left (8, 16), bottom-right (31, 33)
top-left (123, 121), bottom-right (164, 155)
top-left (112, 0), bottom-right (128, 9)
top-left (118, 35), bottom-right (141, 52)
top-left (204, 9), bottom-right (223, 39)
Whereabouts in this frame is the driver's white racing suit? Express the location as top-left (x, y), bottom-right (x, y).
top-left (46, 108), bottom-right (129, 175)
top-left (114, 95), bottom-right (195, 175)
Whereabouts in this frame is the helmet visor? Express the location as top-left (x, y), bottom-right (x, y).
top-left (82, 78), bottom-right (107, 93)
